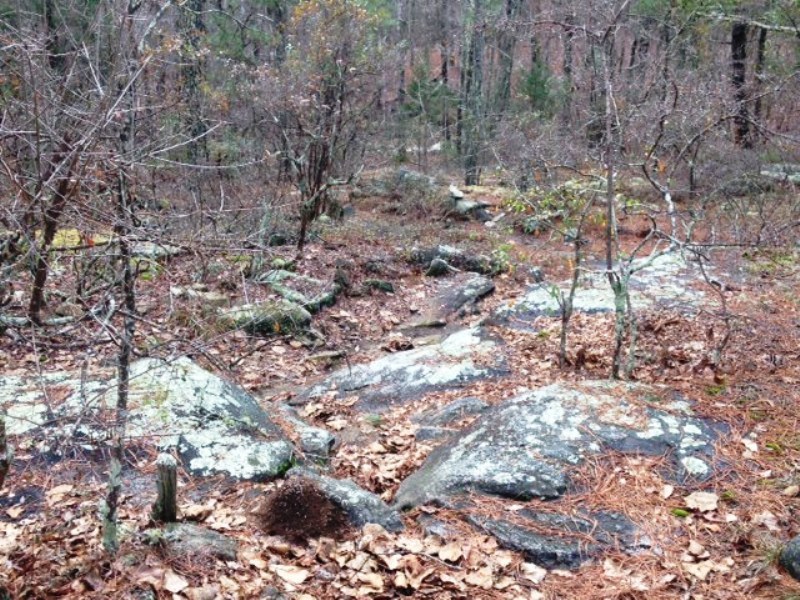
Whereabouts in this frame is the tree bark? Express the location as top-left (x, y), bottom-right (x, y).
top-left (495, 0), bottom-right (523, 117)
top-left (152, 453), bottom-right (178, 522)
top-left (731, 21), bottom-right (752, 148)
top-left (0, 415), bottom-right (9, 489)
top-left (461, 0), bottom-right (484, 186)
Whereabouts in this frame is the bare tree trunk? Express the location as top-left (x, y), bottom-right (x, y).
top-left (495, 0), bottom-right (523, 118)
top-left (461, 0), bottom-right (484, 186)
top-left (103, 4), bottom-right (139, 553)
top-left (753, 26), bottom-right (767, 137)
top-left (28, 161), bottom-right (77, 324)
top-left (0, 415), bottom-right (9, 489)
top-left (731, 21), bottom-right (752, 148)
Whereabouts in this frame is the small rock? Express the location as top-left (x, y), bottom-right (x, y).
top-left (364, 279), bottom-right (395, 293)
top-left (163, 523), bottom-right (238, 561)
top-left (780, 536), bottom-right (800, 581)
top-left (218, 300), bottom-right (312, 336)
top-left (426, 258), bottom-right (453, 277)
top-left (286, 467), bottom-right (404, 532)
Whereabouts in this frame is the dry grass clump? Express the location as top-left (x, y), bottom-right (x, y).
top-left (255, 478), bottom-right (348, 543)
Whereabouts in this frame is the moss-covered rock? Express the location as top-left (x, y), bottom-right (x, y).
top-left (219, 299), bottom-right (312, 335)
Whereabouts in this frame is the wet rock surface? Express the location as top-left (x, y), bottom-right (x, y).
top-left (286, 467), bottom-right (404, 532)
top-left (218, 299), bottom-right (312, 336)
top-left (163, 523), bottom-right (238, 561)
top-left (409, 245), bottom-right (506, 276)
top-left (493, 252), bottom-right (711, 330)
top-left (394, 381), bottom-right (721, 510)
top-left (781, 536), bottom-right (800, 581)
top-left (294, 327), bottom-right (508, 411)
top-left (1, 357), bottom-right (295, 481)
top-left (253, 270), bottom-right (341, 314)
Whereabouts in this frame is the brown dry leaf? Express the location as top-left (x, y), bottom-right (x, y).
top-left (397, 536), bottom-right (424, 553)
top-left (270, 564), bottom-right (310, 585)
top-left (382, 554), bottom-right (403, 571)
top-left (683, 560), bottom-right (713, 581)
top-left (685, 491), bottom-right (718, 512)
top-left (183, 504), bottom-right (213, 522)
top-left (45, 484), bottom-right (74, 504)
top-left (356, 572), bottom-right (384, 592)
top-left (753, 510), bottom-right (780, 532)
top-left (163, 570), bottom-right (189, 594)
top-left (6, 506), bottom-right (24, 519)
top-left (394, 572), bottom-right (410, 589)
top-left (688, 540), bottom-right (705, 556)
top-left (465, 566), bottom-right (494, 590)
top-left (407, 567), bottom-right (435, 590)
top-left (438, 542), bottom-right (463, 563)
top-left (783, 485), bottom-right (800, 497)
top-left (492, 550), bottom-right (516, 569)
top-left (241, 549), bottom-right (267, 570)
top-left (494, 575), bottom-right (516, 590)
top-left (185, 585), bottom-right (219, 600)
top-left (438, 571), bottom-right (467, 591)
top-left (520, 562), bottom-right (547, 584)
top-left (345, 552), bottom-right (374, 571)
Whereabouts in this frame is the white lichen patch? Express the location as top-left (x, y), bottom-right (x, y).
top-left (0, 357), bottom-right (295, 480)
top-left (306, 327), bottom-right (503, 403)
top-left (680, 456), bottom-right (711, 477)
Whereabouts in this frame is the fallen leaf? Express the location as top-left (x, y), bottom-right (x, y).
top-left (357, 572), bottom-right (384, 591)
top-left (270, 565), bottom-right (310, 585)
top-left (688, 540), bottom-right (705, 556)
top-left (782, 485), bottom-right (799, 497)
top-left (465, 566), bottom-right (494, 590)
top-left (520, 562), bottom-right (546, 584)
top-left (6, 506), bottom-right (24, 519)
top-left (683, 560), bottom-right (713, 581)
top-left (685, 491), bottom-right (718, 512)
top-left (163, 570), bottom-right (189, 594)
top-left (661, 485), bottom-right (675, 499)
top-left (438, 542), bottom-right (463, 562)
top-left (752, 510), bottom-right (780, 532)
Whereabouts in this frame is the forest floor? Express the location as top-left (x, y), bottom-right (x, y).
top-left (1, 178), bottom-right (799, 599)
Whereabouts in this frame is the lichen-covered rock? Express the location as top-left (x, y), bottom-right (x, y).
top-left (470, 516), bottom-right (594, 569)
top-left (218, 299), bottom-right (312, 335)
top-left (286, 467), bottom-right (404, 532)
top-left (131, 241), bottom-right (183, 259)
top-left (409, 245), bottom-right (507, 276)
top-left (170, 284), bottom-right (229, 307)
top-left (296, 327), bottom-right (508, 411)
top-left (414, 397), bottom-right (489, 427)
top-left (493, 252), bottom-right (712, 329)
top-left (394, 381), bottom-right (721, 509)
top-left (408, 274), bottom-right (495, 327)
top-left (163, 523), bottom-right (238, 561)
top-left (1, 358), bottom-right (295, 481)
top-left (277, 404), bottom-right (336, 459)
top-left (425, 258), bottom-right (453, 277)
top-left (252, 270), bottom-right (340, 314)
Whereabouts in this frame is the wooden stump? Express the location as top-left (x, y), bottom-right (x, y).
top-left (151, 453), bottom-right (178, 522)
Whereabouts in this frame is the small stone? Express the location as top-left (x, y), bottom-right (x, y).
top-left (685, 491), bottom-right (718, 513)
top-left (782, 485), bottom-right (799, 497)
top-left (426, 258), bottom-right (453, 277)
top-left (164, 523), bottom-right (238, 561)
top-left (780, 536), bottom-right (800, 581)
